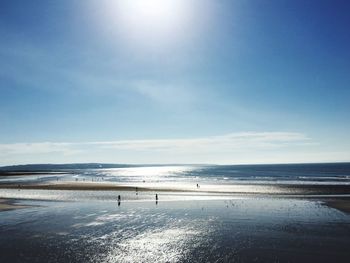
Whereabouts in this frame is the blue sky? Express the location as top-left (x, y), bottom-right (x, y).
top-left (1, 0), bottom-right (350, 165)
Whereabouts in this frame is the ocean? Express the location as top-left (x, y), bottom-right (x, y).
top-left (2, 163), bottom-right (350, 185)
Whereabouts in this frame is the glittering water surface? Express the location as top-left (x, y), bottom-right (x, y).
top-left (1, 164), bottom-right (350, 262)
top-left (2, 163), bottom-right (350, 186)
top-left (1, 198), bottom-right (350, 263)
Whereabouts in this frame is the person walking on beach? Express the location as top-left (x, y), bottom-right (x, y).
top-left (118, 195), bottom-right (121, 206)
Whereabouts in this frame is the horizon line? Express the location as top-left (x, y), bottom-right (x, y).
top-left (1, 161), bottom-right (350, 169)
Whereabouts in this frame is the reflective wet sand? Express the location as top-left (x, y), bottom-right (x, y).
top-left (1, 165), bottom-right (350, 262)
top-left (1, 197), bottom-right (350, 263)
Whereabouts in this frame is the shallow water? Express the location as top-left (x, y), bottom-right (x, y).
top-left (1, 197), bottom-right (350, 263)
top-left (1, 164), bottom-right (350, 262)
top-left (2, 163), bottom-right (350, 186)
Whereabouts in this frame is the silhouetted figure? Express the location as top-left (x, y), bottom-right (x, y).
top-left (117, 195), bottom-right (121, 206)
top-left (196, 184), bottom-right (199, 188)
top-left (156, 194), bottom-right (158, 201)
top-left (136, 187), bottom-right (138, 195)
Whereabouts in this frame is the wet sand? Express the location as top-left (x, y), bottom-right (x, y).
top-left (0, 182), bottom-right (180, 193)
top-left (2, 181), bottom-right (350, 215)
top-left (0, 198), bottom-right (30, 211)
top-left (323, 198), bottom-right (350, 214)
top-left (1, 181), bottom-right (350, 195)
top-left (1, 197), bottom-right (350, 263)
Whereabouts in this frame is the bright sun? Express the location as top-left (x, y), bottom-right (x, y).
top-left (119, 0), bottom-right (180, 23)
top-left (111, 0), bottom-right (190, 45)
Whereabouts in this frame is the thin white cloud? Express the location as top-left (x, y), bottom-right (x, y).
top-left (0, 132), bottom-right (309, 156)
top-left (1, 132), bottom-right (349, 165)
top-left (95, 132), bottom-right (310, 152)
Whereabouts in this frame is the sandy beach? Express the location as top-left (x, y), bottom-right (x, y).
top-left (2, 180), bottom-right (350, 195)
top-left (1, 180), bottom-right (350, 216)
top-left (0, 198), bottom-right (30, 211)
top-left (2, 172), bottom-right (350, 213)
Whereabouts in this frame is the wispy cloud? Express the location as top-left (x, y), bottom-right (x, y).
top-left (0, 132), bottom-right (312, 166)
top-left (95, 132), bottom-right (310, 152)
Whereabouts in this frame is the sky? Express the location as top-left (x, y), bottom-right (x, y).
top-left (0, 0), bottom-right (350, 165)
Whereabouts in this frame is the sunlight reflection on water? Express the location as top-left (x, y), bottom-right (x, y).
top-left (1, 198), bottom-right (350, 263)
top-left (2, 165), bottom-right (350, 187)
top-left (97, 166), bottom-right (200, 185)
top-left (104, 227), bottom-right (201, 263)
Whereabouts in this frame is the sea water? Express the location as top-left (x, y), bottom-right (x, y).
top-left (2, 163), bottom-right (350, 185)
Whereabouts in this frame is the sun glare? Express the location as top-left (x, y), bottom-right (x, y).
top-left (110, 0), bottom-right (191, 46)
top-left (119, 0), bottom-right (180, 23)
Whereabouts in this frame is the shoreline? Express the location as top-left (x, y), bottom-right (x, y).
top-left (1, 195), bottom-right (350, 215)
top-left (1, 181), bottom-right (350, 195)
top-left (1, 182), bottom-right (350, 214)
